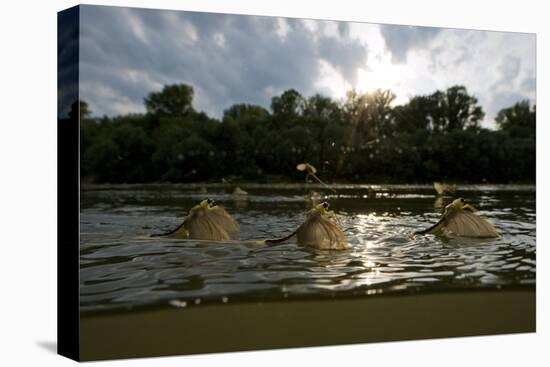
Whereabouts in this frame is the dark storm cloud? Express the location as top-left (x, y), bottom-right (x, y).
top-left (79, 5), bottom-right (368, 117)
top-left (380, 24), bottom-right (441, 63)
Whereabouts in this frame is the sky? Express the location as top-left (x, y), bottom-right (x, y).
top-left (79, 5), bottom-right (536, 128)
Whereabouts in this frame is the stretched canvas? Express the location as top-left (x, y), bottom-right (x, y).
top-left (58, 4), bottom-right (536, 361)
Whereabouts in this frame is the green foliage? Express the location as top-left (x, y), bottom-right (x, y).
top-left (430, 86), bottom-right (484, 131)
top-left (343, 89), bottom-right (395, 144)
top-left (393, 86), bottom-right (484, 133)
top-left (80, 83), bottom-right (535, 184)
top-left (270, 89), bottom-right (306, 124)
top-left (495, 100), bottom-right (536, 137)
top-left (144, 84), bottom-right (195, 117)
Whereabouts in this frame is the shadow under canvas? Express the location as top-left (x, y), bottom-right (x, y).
top-left (36, 341), bottom-right (57, 354)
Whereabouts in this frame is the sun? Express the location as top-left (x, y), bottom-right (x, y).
top-left (314, 49), bottom-right (414, 107)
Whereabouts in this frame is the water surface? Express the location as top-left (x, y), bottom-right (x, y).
top-left (80, 184), bottom-right (536, 313)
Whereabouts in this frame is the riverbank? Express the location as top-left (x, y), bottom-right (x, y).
top-left (80, 288), bottom-right (535, 361)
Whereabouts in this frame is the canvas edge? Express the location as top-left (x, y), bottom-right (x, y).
top-left (57, 4), bottom-right (81, 362)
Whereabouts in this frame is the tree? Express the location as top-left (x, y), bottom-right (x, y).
top-left (429, 86), bottom-right (484, 132)
top-left (69, 99), bottom-right (91, 120)
top-left (270, 89), bottom-right (306, 120)
top-left (80, 82), bottom-right (535, 184)
top-left (343, 89), bottom-right (395, 144)
top-left (303, 94), bottom-right (343, 176)
top-left (223, 104), bottom-right (270, 134)
top-left (393, 95), bottom-right (434, 133)
top-left (223, 104), bottom-right (269, 122)
top-left (303, 94), bottom-right (341, 121)
top-left (144, 84), bottom-right (195, 117)
top-left (495, 100), bottom-right (535, 137)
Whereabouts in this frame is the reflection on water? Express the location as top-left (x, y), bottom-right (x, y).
top-left (80, 184), bottom-right (536, 313)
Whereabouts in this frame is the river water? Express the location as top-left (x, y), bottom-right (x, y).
top-left (80, 184), bottom-right (536, 313)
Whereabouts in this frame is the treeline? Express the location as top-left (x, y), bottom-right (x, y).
top-left (77, 83), bottom-right (535, 184)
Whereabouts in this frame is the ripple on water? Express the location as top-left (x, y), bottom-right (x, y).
top-left (79, 185), bottom-right (536, 313)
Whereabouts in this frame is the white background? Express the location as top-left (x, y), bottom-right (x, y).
top-left (0, 0), bottom-right (547, 365)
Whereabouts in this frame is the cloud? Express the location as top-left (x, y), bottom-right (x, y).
top-left (521, 77), bottom-right (536, 93)
top-left (490, 55), bottom-right (521, 91)
top-left (375, 27), bottom-right (535, 127)
top-left (379, 24), bottom-right (441, 63)
top-left (78, 5), bottom-right (536, 129)
top-left (338, 22), bottom-right (350, 38)
top-left (500, 55), bottom-right (521, 81)
top-left (486, 90), bottom-right (529, 119)
top-left (79, 5), bottom-right (368, 118)
top-left (317, 34), bottom-right (367, 86)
